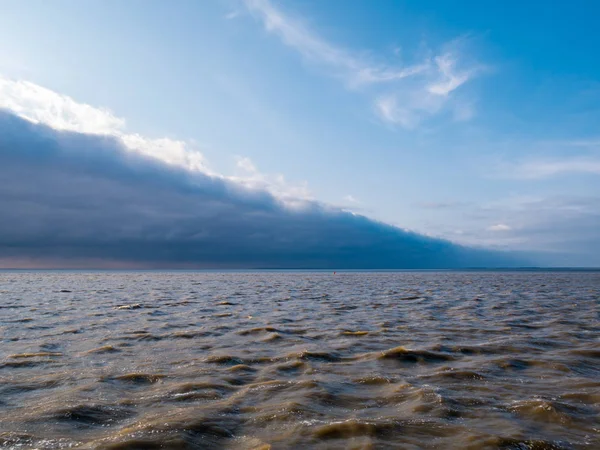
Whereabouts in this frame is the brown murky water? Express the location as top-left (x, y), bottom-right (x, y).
top-left (0, 271), bottom-right (598, 449)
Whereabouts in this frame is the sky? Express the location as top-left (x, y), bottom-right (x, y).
top-left (0, 0), bottom-right (599, 267)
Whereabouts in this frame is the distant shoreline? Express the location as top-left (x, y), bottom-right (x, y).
top-left (1, 267), bottom-right (599, 273)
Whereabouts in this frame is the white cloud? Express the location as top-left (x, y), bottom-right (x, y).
top-left (0, 76), bottom-right (208, 173)
top-left (452, 100), bottom-right (475, 122)
top-left (243, 0), bottom-right (481, 128)
top-left (245, 0), bottom-right (355, 70)
top-left (418, 201), bottom-right (463, 209)
top-left (243, 0), bottom-right (428, 86)
top-left (375, 94), bottom-right (417, 129)
top-left (0, 75), bottom-right (309, 206)
top-left (225, 10), bottom-right (241, 20)
top-left (235, 155), bottom-right (258, 173)
top-left (427, 53), bottom-right (474, 96)
top-left (374, 88), bottom-right (445, 129)
top-left (500, 158), bottom-right (600, 179)
top-left (0, 77), bottom-right (125, 134)
top-left (487, 224), bottom-right (511, 232)
top-left (415, 194), bottom-right (600, 265)
top-left (344, 194), bottom-right (360, 204)
top-left (229, 156), bottom-right (313, 207)
top-left (120, 134), bottom-right (207, 173)
top-left (548, 139), bottom-right (600, 148)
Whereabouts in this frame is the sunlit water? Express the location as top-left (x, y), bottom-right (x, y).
top-left (0, 271), bottom-right (598, 449)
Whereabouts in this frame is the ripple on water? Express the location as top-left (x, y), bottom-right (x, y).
top-left (378, 346), bottom-right (456, 363)
top-left (106, 373), bottom-right (165, 385)
top-left (0, 271), bottom-right (598, 449)
top-left (48, 404), bottom-right (136, 426)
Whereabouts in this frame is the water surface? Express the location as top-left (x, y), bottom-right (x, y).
top-left (0, 271), bottom-right (598, 449)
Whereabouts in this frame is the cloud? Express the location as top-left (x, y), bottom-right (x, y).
top-left (343, 194), bottom-right (360, 204)
top-left (543, 139), bottom-right (600, 149)
top-left (243, 0), bottom-right (428, 86)
top-left (244, 0), bottom-right (364, 78)
top-left (503, 158), bottom-right (600, 179)
top-left (427, 53), bottom-right (474, 96)
top-left (418, 195), bottom-right (600, 266)
top-left (225, 9), bottom-right (242, 20)
top-left (484, 138), bottom-right (600, 180)
top-left (243, 0), bottom-right (482, 128)
top-left (487, 224), bottom-right (511, 232)
top-left (374, 90), bottom-right (444, 130)
top-left (229, 156), bottom-right (313, 207)
top-left (417, 201), bottom-right (465, 209)
top-left (0, 76), bottom-right (209, 173)
top-left (0, 75), bottom-right (312, 204)
top-left (0, 108), bottom-right (522, 269)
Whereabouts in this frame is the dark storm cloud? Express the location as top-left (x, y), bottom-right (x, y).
top-left (0, 110), bottom-right (523, 268)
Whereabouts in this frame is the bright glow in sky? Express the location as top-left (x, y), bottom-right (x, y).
top-left (0, 0), bottom-right (599, 266)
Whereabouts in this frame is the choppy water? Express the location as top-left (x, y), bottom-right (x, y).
top-left (0, 271), bottom-right (598, 449)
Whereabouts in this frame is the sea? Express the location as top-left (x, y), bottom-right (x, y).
top-left (0, 270), bottom-right (598, 449)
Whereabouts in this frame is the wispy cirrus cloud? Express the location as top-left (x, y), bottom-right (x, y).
top-left (244, 0), bottom-right (428, 86)
top-left (543, 139), bottom-right (600, 149)
top-left (498, 157), bottom-right (600, 179)
top-left (242, 0), bottom-right (483, 129)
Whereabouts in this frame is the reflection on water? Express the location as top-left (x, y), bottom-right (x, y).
top-left (0, 271), bottom-right (598, 449)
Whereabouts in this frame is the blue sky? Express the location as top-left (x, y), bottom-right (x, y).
top-left (0, 0), bottom-right (599, 266)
